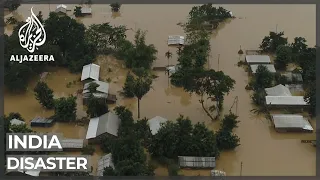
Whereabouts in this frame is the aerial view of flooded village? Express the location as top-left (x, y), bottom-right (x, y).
top-left (3, 1), bottom-right (317, 177)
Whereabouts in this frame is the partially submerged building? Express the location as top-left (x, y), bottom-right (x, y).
top-left (61, 139), bottom-right (84, 150)
top-left (10, 118), bottom-right (26, 126)
top-left (168, 35), bottom-right (185, 45)
top-left (148, 116), bottom-right (168, 135)
top-left (265, 84), bottom-right (292, 96)
top-left (81, 63), bottom-right (100, 82)
top-left (97, 153), bottom-right (114, 176)
top-left (265, 96), bottom-right (308, 108)
top-left (85, 112), bottom-right (121, 143)
top-left (250, 64), bottom-right (276, 74)
top-left (178, 156), bottom-right (216, 168)
top-left (81, 7), bottom-right (92, 15)
top-left (55, 4), bottom-right (67, 14)
top-left (30, 117), bottom-right (54, 127)
top-left (271, 114), bottom-right (313, 133)
top-left (82, 80), bottom-right (117, 104)
top-left (245, 55), bottom-right (271, 65)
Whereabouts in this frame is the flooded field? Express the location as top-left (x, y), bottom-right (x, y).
top-left (4, 4), bottom-right (316, 176)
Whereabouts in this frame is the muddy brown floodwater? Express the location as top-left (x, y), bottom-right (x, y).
top-left (4, 4), bottom-right (316, 176)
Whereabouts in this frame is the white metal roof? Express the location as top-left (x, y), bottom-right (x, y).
top-left (265, 84), bottom-right (292, 96)
top-left (61, 139), bottom-right (84, 149)
top-left (148, 116), bottom-right (168, 135)
top-left (266, 96), bottom-right (308, 106)
top-left (81, 64), bottom-right (100, 81)
top-left (272, 114), bottom-right (313, 131)
top-left (10, 118), bottom-right (26, 125)
top-left (81, 8), bottom-right (92, 14)
top-left (83, 80), bottom-right (109, 94)
top-left (178, 156), bottom-right (216, 168)
top-left (245, 55), bottom-right (271, 64)
top-left (250, 64), bottom-right (276, 73)
top-left (17, 170), bottom-right (41, 177)
top-left (97, 153), bottom-right (114, 176)
top-left (57, 4), bottom-right (67, 9)
top-left (86, 112), bottom-right (121, 139)
top-left (168, 35), bottom-right (185, 45)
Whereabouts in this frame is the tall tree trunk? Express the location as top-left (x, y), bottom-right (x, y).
top-left (138, 98), bottom-right (140, 119)
top-left (199, 95), bottom-right (215, 121)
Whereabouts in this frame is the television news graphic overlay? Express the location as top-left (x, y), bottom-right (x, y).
top-left (6, 133), bottom-right (63, 152)
top-left (6, 133), bottom-right (90, 172)
top-left (6, 155), bottom-right (90, 172)
top-left (10, 7), bottom-right (55, 63)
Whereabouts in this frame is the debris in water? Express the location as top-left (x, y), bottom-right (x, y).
top-left (238, 45), bottom-right (244, 55)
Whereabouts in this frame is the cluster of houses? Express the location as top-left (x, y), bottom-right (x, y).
top-left (55, 4), bottom-right (92, 16)
top-left (245, 55), bottom-right (313, 134)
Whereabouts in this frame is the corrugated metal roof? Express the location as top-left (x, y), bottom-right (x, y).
top-left (30, 117), bottom-right (53, 124)
top-left (266, 96), bottom-right (308, 106)
top-left (245, 55), bottom-right (271, 64)
top-left (250, 64), bottom-right (276, 73)
top-left (81, 8), bottom-right (92, 14)
top-left (61, 139), bottom-right (84, 149)
top-left (272, 114), bottom-right (313, 131)
top-left (81, 64), bottom-right (100, 81)
top-left (83, 93), bottom-right (108, 99)
top-left (57, 4), bottom-right (67, 9)
top-left (168, 35), bottom-right (185, 45)
top-left (148, 116), bottom-right (168, 135)
top-left (83, 80), bottom-right (109, 94)
top-left (86, 112), bottom-right (121, 139)
top-left (97, 153), bottom-right (114, 176)
top-left (265, 84), bottom-right (292, 96)
top-left (10, 118), bottom-right (25, 125)
top-left (178, 156), bottom-right (216, 168)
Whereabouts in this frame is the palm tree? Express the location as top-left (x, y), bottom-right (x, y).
top-left (165, 50), bottom-right (172, 67)
top-left (132, 74), bottom-right (152, 119)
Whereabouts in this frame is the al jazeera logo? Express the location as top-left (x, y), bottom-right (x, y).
top-left (10, 7), bottom-right (55, 63)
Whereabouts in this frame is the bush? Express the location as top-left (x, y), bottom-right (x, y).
top-left (251, 90), bottom-right (267, 106)
top-left (81, 145), bottom-right (95, 155)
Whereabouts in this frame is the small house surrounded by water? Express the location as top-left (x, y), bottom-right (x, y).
top-left (168, 35), bottom-right (185, 45)
top-left (245, 55), bottom-right (271, 64)
top-left (61, 139), bottom-right (84, 150)
top-left (265, 96), bottom-right (308, 107)
top-left (97, 153), bottom-right (114, 176)
top-left (271, 114), bottom-right (313, 133)
top-left (81, 7), bottom-right (92, 15)
top-left (55, 4), bottom-right (67, 14)
top-left (250, 64), bottom-right (276, 74)
top-left (148, 116), bottom-right (168, 135)
top-left (85, 112), bottom-right (121, 143)
top-left (30, 117), bottom-right (54, 127)
top-left (178, 156), bottom-right (216, 168)
top-left (81, 63), bottom-right (100, 82)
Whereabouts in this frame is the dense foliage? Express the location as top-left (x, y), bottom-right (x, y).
top-left (34, 81), bottom-right (55, 109)
top-left (4, 0), bottom-right (21, 11)
top-left (53, 96), bottom-right (77, 122)
top-left (252, 65), bottom-right (274, 90)
top-left (86, 95), bottom-right (109, 118)
top-left (110, 3), bottom-right (121, 12)
top-left (259, 31), bottom-right (288, 53)
top-left (122, 72), bottom-right (135, 97)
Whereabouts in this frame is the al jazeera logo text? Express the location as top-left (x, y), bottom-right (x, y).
top-left (10, 7), bottom-right (55, 63)
top-left (6, 133), bottom-right (90, 172)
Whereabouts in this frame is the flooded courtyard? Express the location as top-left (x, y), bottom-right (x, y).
top-left (4, 4), bottom-right (316, 176)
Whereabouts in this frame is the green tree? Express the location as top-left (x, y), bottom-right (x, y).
top-left (4, 0), bottom-right (21, 11)
top-left (87, 82), bottom-right (99, 93)
top-left (132, 74), bottom-right (153, 119)
top-left (122, 72), bottom-right (135, 97)
top-left (86, 95), bottom-right (109, 118)
top-left (4, 64), bottom-right (33, 92)
top-left (251, 89), bottom-right (267, 106)
top-left (110, 3), bottom-right (121, 12)
top-left (216, 129), bottom-right (240, 150)
top-left (165, 50), bottom-right (173, 67)
top-left (275, 45), bottom-right (292, 70)
top-left (259, 31), bottom-right (288, 53)
top-left (54, 96), bottom-right (77, 122)
top-left (253, 65), bottom-right (274, 90)
top-left (290, 37), bottom-right (307, 63)
top-left (37, 11), bottom-right (44, 24)
top-left (7, 112), bottom-right (25, 122)
top-left (182, 69), bottom-right (235, 120)
top-left (34, 81), bottom-right (55, 109)
top-left (81, 145), bottom-right (95, 155)
top-left (10, 124), bottom-right (33, 133)
top-left (74, 6), bottom-right (83, 17)
top-left (220, 113), bottom-right (239, 131)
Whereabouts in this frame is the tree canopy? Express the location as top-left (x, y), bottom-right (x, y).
top-left (259, 31), bottom-right (288, 53)
top-left (86, 95), bottom-right (109, 118)
top-left (53, 96), bottom-right (77, 122)
top-left (34, 81), bottom-right (55, 109)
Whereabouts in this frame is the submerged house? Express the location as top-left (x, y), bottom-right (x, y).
top-left (82, 80), bottom-right (117, 104)
top-left (97, 153), bottom-right (114, 176)
top-left (245, 55), bottom-right (271, 65)
top-left (250, 64), bottom-right (276, 74)
top-left (148, 116), bottom-right (168, 135)
top-left (30, 117), bottom-right (54, 127)
top-left (85, 112), bottom-right (121, 143)
top-left (55, 4), bottom-right (67, 14)
top-left (61, 139), bottom-right (84, 151)
top-left (178, 156), bottom-right (216, 168)
top-left (265, 84), bottom-right (292, 96)
top-left (271, 114), bottom-right (313, 133)
top-left (81, 7), bottom-right (92, 15)
top-left (81, 63), bottom-right (100, 82)
top-left (265, 96), bottom-right (308, 108)
top-left (168, 35), bottom-right (185, 45)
